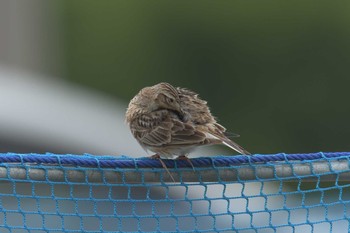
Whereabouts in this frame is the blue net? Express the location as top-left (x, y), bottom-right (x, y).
top-left (0, 152), bottom-right (349, 232)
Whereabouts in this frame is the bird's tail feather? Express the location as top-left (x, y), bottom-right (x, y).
top-left (206, 132), bottom-right (251, 155)
top-left (222, 139), bottom-right (251, 155)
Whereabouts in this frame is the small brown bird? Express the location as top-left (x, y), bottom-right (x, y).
top-left (125, 82), bottom-right (250, 179)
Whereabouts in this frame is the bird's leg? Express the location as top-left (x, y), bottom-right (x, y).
top-left (176, 155), bottom-right (195, 171)
top-left (150, 154), bottom-right (175, 182)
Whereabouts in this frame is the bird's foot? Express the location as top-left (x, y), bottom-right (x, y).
top-left (176, 155), bottom-right (195, 171)
top-left (150, 154), bottom-right (175, 182)
top-left (150, 154), bottom-right (161, 159)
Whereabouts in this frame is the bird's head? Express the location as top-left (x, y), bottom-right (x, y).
top-left (153, 82), bottom-right (182, 113)
top-left (128, 82), bottom-right (182, 114)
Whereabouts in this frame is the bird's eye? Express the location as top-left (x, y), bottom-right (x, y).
top-left (167, 97), bottom-right (174, 103)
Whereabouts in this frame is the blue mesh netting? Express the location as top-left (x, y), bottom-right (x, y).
top-left (0, 152), bottom-right (349, 232)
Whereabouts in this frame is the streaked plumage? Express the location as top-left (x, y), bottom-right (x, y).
top-left (125, 82), bottom-right (250, 159)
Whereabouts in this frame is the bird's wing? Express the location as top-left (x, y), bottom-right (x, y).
top-left (169, 119), bottom-right (207, 145)
top-left (133, 116), bottom-right (206, 147)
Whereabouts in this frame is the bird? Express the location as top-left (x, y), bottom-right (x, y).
top-left (125, 82), bottom-right (250, 181)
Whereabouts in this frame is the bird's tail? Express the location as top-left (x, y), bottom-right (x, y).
top-left (206, 131), bottom-right (251, 155)
top-left (222, 138), bottom-right (251, 155)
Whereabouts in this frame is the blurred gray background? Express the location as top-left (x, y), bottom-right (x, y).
top-left (2, 0), bottom-right (350, 155)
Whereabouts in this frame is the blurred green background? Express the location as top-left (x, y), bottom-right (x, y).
top-left (61, 1), bottom-right (350, 154)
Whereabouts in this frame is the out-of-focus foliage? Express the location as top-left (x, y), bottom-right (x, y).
top-left (61, 0), bottom-right (350, 154)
